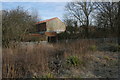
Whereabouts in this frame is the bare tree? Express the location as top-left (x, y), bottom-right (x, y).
top-left (65, 1), bottom-right (97, 38)
top-left (95, 2), bottom-right (119, 35)
top-left (2, 6), bottom-right (39, 47)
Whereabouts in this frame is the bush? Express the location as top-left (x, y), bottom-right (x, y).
top-left (66, 56), bottom-right (80, 66)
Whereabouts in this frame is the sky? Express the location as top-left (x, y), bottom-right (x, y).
top-left (2, 2), bottom-right (67, 21)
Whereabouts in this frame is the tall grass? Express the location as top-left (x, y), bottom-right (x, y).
top-left (2, 40), bottom-right (96, 78)
top-left (3, 44), bottom-right (55, 78)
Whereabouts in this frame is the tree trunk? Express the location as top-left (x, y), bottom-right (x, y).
top-left (86, 16), bottom-right (89, 38)
top-left (110, 16), bottom-right (114, 33)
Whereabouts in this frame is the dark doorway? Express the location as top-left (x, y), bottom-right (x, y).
top-left (48, 36), bottom-right (57, 43)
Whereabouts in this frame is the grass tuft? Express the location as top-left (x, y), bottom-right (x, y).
top-left (66, 56), bottom-right (80, 66)
top-left (42, 73), bottom-right (54, 78)
top-left (89, 45), bottom-right (97, 51)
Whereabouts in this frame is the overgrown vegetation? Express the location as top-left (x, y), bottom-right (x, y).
top-left (2, 40), bottom-right (118, 78)
top-left (2, 1), bottom-right (120, 79)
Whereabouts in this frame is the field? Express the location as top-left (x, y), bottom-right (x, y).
top-left (2, 39), bottom-right (119, 78)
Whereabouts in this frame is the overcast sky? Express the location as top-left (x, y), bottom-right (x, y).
top-left (2, 2), bottom-right (67, 21)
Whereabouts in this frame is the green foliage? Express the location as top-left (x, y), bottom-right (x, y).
top-left (89, 45), bottom-right (97, 51)
top-left (32, 73), bottom-right (55, 80)
top-left (66, 56), bottom-right (80, 66)
top-left (42, 73), bottom-right (54, 78)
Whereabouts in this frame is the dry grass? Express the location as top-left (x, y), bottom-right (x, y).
top-left (2, 39), bottom-right (118, 78)
top-left (2, 44), bottom-right (55, 78)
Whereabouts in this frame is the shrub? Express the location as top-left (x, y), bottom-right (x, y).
top-left (89, 45), bottom-right (97, 51)
top-left (66, 56), bottom-right (80, 66)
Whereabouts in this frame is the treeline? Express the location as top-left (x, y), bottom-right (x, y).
top-left (2, 2), bottom-right (120, 47)
top-left (59, 2), bottom-right (120, 40)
